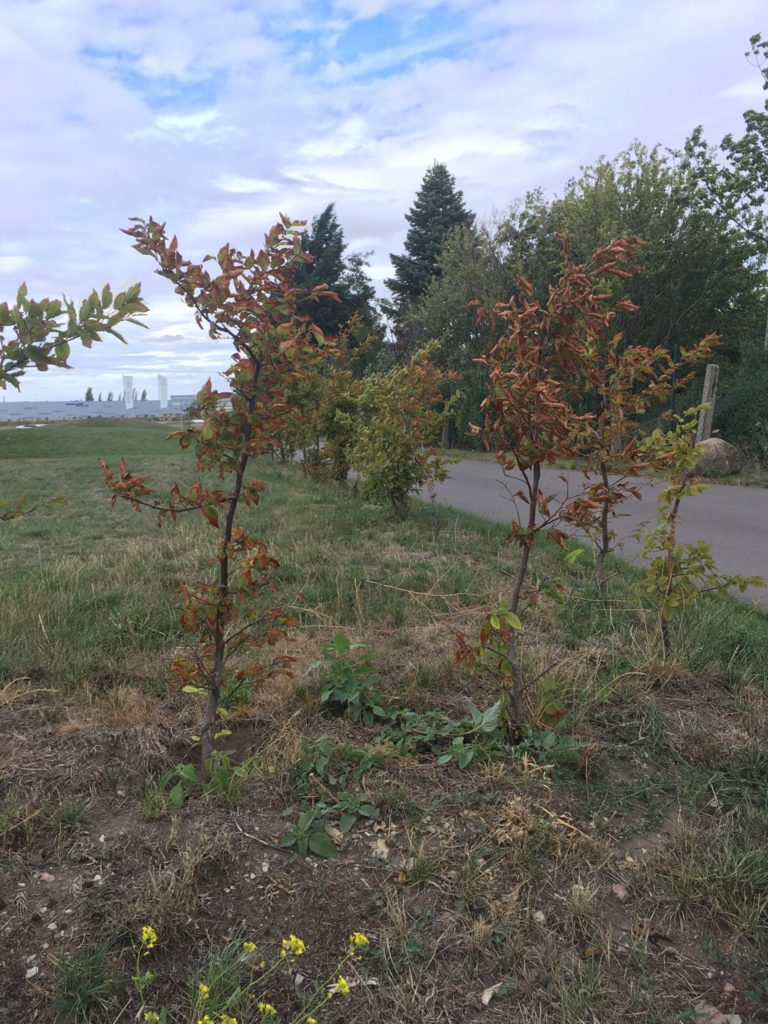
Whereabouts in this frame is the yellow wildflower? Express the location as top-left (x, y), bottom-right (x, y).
top-left (333, 975), bottom-right (351, 996)
top-left (308, 1018), bottom-right (318, 1024)
top-left (220, 1016), bottom-right (239, 1024)
top-left (198, 982), bottom-right (210, 1000)
top-left (140, 926), bottom-right (158, 955)
top-left (196, 1017), bottom-right (214, 1024)
top-left (143, 1014), bottom-right (161, 1024)
top-left (349, 931), bottom-right (369, 948)
top-left (280, 934), bottom-right (306, 957)
top-left (242, 941), bottom-right (257, 953)
top-left (257, 1002), bottom-right (277, 1018)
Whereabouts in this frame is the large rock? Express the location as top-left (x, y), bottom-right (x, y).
top-left (694, 437), bottom-right (743, 476)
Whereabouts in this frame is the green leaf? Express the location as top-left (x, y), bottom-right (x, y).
top-left (168, 783), bottom-right (185, 809)
top-left (297, 808), bottom-right (316, 830)
top-left (332, 633), bottom-right (351, 652)
top-left (458, 747), bottom-right (475, 769)
top-left (308, 832), bottom-right (338, 858)
top-left (338, 812), bottom-right (356, 833)
top-left (176, 763), bottom-right (198, 783)
top-left (479, 700), bottom-right (502, 733)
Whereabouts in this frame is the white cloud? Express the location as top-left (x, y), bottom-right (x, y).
top-left (215, 175), bottom-right (279, 193)
top-left (0, 255), bottom-right (35, 274)
top-left (720, 77), bottom-right (766, 102)
top-left (131, 108), bottom-right (237, 143)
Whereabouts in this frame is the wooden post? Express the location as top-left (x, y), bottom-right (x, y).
top-left (695, 363), bottom-right (719, 444)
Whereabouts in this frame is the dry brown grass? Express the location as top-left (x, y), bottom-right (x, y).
top-left (116, 829), bottom-right (234, 935)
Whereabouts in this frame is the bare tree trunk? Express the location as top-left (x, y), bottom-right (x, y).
top-left (201, 358), bottom-right (263, 766)
top-left (504, 462), bottom-right (540, 735)
top-left (595, 462), bottom-right (611, 603)
top-left (659, 616), bottom-right (671, 657)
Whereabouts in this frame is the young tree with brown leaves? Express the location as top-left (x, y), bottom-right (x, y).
top-left (468, 239), bottom-right (645, 733)
top-left (101, 215), bottom-right (333, 761)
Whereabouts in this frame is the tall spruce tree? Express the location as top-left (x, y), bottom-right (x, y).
top-left (385, 163), bottom-right (474, 330)
top-left (293, 203), bottom-right (381, 343)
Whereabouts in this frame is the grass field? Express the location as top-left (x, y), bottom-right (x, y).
top-left (1, 420), bottom-right (767, 1023)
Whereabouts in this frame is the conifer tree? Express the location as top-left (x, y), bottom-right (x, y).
top-left (385, 163), bottom-right (474, 325)
top-left (293, 204), bottom-right (381, 344)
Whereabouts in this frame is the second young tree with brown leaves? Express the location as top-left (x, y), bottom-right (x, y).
top-left (466, 238), bottom-right (656, 733)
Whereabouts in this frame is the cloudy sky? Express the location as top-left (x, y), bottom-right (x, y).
top-left (2, 0), bottom-right (765, 401)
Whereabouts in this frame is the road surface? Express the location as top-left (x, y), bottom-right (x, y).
top-left (423, 460), bottom-right (768, 608)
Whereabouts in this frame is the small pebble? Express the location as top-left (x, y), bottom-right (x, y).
top-left (25, 966), bottom-right (39, 980)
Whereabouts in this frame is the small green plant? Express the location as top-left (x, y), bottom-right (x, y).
top-left (134, 923), bottom-right (371, 1022)
top-left (280, 807), bottom-right (338, 858)
top-left (136, 769), bottom-right (186, 820)
top-left (50, 795), bottom-right (90, 833)
top-left (52, 940), bottom-right (121, 1023)
top-left (311, 633), bottom-right (388, 726)
top-left (332, 791), bottom-right (380, 833)
top-left (202, 750), bottom-right (262, 806)
top-left (282, 737), bottom-right (384, 855)
top-left (293, 737), bottom-right (386, 795)
top-left (170, 753), bottom-right (262, 808)
top-left (638, 409), bottom-right (763, 652)
top-left (137, 753), bottom-right (262, 818)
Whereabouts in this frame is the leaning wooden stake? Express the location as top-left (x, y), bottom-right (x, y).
top-left (695, 363), bottom-right (719, 444)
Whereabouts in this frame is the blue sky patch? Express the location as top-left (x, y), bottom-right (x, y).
top-left (80, 46), bottom-right (225, 111)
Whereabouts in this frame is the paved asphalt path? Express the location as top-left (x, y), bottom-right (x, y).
top-left (422, 460), bottom-right (768, 609)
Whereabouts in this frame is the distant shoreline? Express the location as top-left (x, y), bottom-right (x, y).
top-left (0, 399), bottom-right (193, 424)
